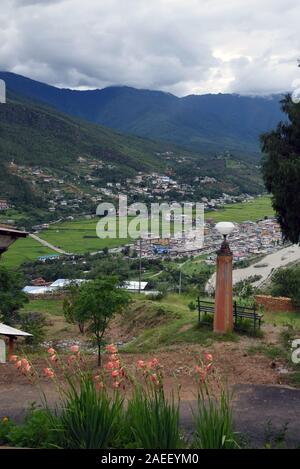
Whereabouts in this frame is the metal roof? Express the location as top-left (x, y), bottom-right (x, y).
top-left (0, 225), bottom-right (28, 238)
top-left (0, 323), bottom-right (32, 337)
top-left (123, 281), bottom-right (148, 290)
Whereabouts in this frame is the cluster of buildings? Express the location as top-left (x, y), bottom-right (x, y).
top-left (0, 198), bottom-right (9, 211)
top-left (133, 217), bottom-right (282, 261)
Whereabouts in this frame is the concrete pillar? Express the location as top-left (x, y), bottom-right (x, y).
top-left (214, 239), bottom-right (233, 334)
top-left (8, 337), bottom-right (15, 359)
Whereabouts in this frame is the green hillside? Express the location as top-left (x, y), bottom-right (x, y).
top-left (0, 91), bottom-right (264, 227)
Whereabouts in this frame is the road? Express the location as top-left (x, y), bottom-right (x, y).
top-left (29, 233), bottom-right (72, 256)
top-left (206, 244), bottom-right (300, 293)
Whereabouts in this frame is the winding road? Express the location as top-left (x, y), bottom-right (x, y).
top-left (206, 244), bottom-right (300, 293)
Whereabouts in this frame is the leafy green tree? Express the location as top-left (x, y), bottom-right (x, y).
top-left (261, 94), bottom-right (300, 243)
top-left (63, 284), bottom-right (85, 334)
top-left (0, 267), bottom-right (28, 325)
top-left (65, 277), bottom-right (130, 366)
top-left (19, 312), bottom-right (47, 345)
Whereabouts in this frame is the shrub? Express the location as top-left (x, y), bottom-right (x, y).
top-left (5, 407), bottom-right (60, 448)
top-left (270, 266), bottom-right (300, 305)
top-left (188, 301), bottom-right (196, 312)
top-left (0, 417), bottom-right (16, 445)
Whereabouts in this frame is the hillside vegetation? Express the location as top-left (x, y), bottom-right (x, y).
top-left (0, 89), bottom-right (264, 221)
top-left (0, 71), bottom-right (284, 157)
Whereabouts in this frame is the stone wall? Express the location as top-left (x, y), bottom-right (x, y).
top-left (255, 294), bottom-right (296, 312)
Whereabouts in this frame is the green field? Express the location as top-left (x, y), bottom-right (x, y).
top-left (1, 237), bottom-right (54, 268)
top-left (39, 218), bottom-right (132, 254)
top-left (206, 196), bottom-right (274, 223)
top-left (1, 218), bottom-right (132, 268)
top-left (21, 297), bottom-right (64, 316)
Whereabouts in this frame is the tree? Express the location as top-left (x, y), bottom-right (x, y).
top-left (270, 266), bottom-right (300, 305)
top-left (19, 311), bottom-right (47, 345)
top-left (261, 94), bottom-right (300, 243)
top-left (0, 267), bottom-right (28, 325)
top-left (63, 284), bottom-right (85, 334)
top-left (66, 277), bottom-right (130, 366)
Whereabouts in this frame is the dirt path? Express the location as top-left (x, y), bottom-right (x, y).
top-left (29, 233), bottom-right (72, 256)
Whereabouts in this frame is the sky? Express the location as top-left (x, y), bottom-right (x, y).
top-left (0, 0), bottom-right (299, 96)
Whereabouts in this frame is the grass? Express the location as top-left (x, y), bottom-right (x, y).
top-left (207, 195), bottom-right (274, 223)
top-left (21, 297), bottom-right (64, 316)
top-left (1, 237), bottom-right (55, 268)
top-left (39, 217), bottom-right (132, 254)
top-left (247, 344), bottom-right (286, 360)
top-left (1, 217), bottom-right (132, 267)
top-left (122, 294), bottom-right (237, 353)
top-left (263, 311), bottom-right (300, 329)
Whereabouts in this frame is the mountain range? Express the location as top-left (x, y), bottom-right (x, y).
top-left (0, 72), bottom-right (284, 158)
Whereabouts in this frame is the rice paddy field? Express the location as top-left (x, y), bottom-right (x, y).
top-left (206, 195), bottom-right (274, 223)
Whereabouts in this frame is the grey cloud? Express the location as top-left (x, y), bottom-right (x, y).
top-left (1, 0), bottom-right (300, 96)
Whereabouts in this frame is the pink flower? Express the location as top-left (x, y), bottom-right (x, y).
top-left (111, 370), bottom-right (119, 378)
top-left (137, 360), bottom-right (146, 369)
top-left (106, 361), bottom-right (114, 370)
top-left (195, 366), bottom-right (206, 382)
top-left (110, 354), bottom-right (119, 361)
top-left (205, 363), bottom-right (213, 373)
top-left (149, 374), bottom-right (160, 386)
top-left (47, 348), bottom-right (55, 355)
top-left (24, 364), bottom-right (32, 373)
top-left (205, 353), bottom-right (213, 362)
top-left (113, 360), bottom-right (120, 369)
top-left (9, 355), bottom-right (18, 362)
top-left (148, 358), bottom-right (159, 369)
top-left (70, 345), bottom-right (79, 353)
top-left (50, 354), bottom-right (58, 362)
top-left (106, 344), bottom-right (117, 354)
top-left (68, 355), bottom-right (77, 364)
top-left (44, 367), bottom-right (55, 378)
top-left (16, 360), bottom-right (22, 369)
top-left (112, 381), bottom-right (120, 388)
top-left (95, 381), bottom-right (104, 390)
top-left (94, 374), bottom-right (101, 382)
top-left (21, 358), bottom-right (29, 367)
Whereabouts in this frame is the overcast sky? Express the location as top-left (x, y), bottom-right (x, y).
top-left (0, 0), bottom-right (299, 96)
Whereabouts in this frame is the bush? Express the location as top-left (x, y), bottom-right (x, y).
top-left (188, 301), bottom-right (196, 312)
top-left (2, 407), bottom-right (60, 448)
top-left (270, 266), bottom-right (300, 305)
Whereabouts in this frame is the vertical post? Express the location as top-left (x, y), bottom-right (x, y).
top-left (178, 270), bottom-right (182, 295)
top-left (8, 336), bottom-right (15, 359)
top-left (214, 237), bottom-right (233, 334)
top-left (139, 237), bottom-right (142, 294)
top-left (197, 296), bottom-right (201, 324)
top-left (234, 300), bottom-right (237, 328)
